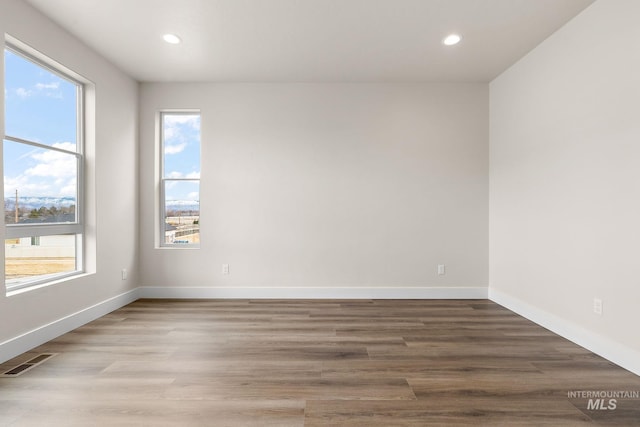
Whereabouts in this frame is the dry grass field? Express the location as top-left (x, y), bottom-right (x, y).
top-left (165, 232), bottom-right (200, 244)
top-left (179, 233), bottom-right (200, 244)
top-left (5, 258), bottom-right (75, 279)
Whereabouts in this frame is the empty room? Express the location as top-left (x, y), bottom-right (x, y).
top-left (1, 0), bottom-right (639, 425)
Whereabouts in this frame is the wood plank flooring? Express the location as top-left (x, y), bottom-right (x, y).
top-left (1, 299), bottom-right (639, 426)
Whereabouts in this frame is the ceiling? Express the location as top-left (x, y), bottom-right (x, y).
top-left (25, 0), bottom-right (595, 83)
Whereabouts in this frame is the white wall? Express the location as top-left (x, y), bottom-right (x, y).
top-left (139, 83), bottom-right (488, 297)
top-left (490, 0), bottom-right (640, 372)
top-left (0, 0), bottom-right (139, 361)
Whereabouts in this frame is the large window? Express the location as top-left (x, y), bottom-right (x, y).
top-left (3, 43), bottom-right (84, 291)
top-left (160, 112), bottom-right (200, 247)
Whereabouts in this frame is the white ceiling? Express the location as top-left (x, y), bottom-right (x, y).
top-left (25, 0), bottom-right (595, 83)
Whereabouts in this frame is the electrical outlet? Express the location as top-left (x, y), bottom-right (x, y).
top-left (437, 264), bottom-right (446, 275)
top-left (121, 269), bottom-right (127, 281)
top-left (222, 264), bottom-right (230, 275)
top-left (593, 298), bottom-right (602, 315)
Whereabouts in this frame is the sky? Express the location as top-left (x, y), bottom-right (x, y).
top-left (162, 113), bottom-right (201, 208)
top-left (4, 48), bottom-right (201, 211)
top-left (4, 48), bottom-right (78, 203)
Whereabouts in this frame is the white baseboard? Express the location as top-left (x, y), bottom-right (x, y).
top-left (489, 288), bottom-right (640, 377)
top-left (0, 288), bottom-right (139, 364)
top-left (138, 286), bottom-right (488, 300)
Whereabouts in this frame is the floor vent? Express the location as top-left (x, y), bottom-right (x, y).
top-left (1, 353), bottom-right (57, 378)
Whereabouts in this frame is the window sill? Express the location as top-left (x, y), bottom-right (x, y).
top-left (156, 245), bottom-right (201, 250)
top-left (6, 271), bottom-right (92, 297)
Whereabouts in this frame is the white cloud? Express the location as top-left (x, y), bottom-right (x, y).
top-left (163, 127), bottom-right (177, 140)
top-left (164, 114), bottom-right (200, 127)
top-left (4, 142), bottom-right (77, 198)
top-left (187, 192), bottom-right (200, 200)
top-left (163, 114), bottom-right (200, 153)
top-left (164, 142), bottom-right (187, 155)
top-left (4, 175), bottom-right (44, 195)
top-left (27, 143), bottom-right (76, 179)
top-left (35, 82), bottom-right (60, 90)
top-left (38, 81), bottom-right (63, 99)
top-left (11, 81), bottom-right (63, 100)
top-left (16, 87), bottom-right (34, 98)
top-left (59, 182), bottom-right (78, 196)
top-left (166, 171), bottom-right (200, 179)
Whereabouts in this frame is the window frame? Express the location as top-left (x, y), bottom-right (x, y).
top-left (3, 42), bottom-right (85, 292)
top-left (159, 111), bottom-right (201, 248)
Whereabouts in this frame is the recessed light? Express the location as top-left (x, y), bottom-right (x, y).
top-left (443, 34), bottom-right (461, 46)
top-left (163, 34), bottom-right (182, 44)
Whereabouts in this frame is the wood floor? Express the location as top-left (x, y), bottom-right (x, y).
top-left (1, 299), bottom-right (639, 426)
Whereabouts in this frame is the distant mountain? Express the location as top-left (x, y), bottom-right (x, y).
top-left (4, 196), bottom-right (76, 210)
top-left (165, 199), bottom-right (199, 212)
top-left (4, 196), bottom-right (199, 212)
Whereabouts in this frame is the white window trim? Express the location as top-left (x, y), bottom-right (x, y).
top-left (159, 111), bottom-right (201, 248)
top-left (4, 40), bottom-right (85, 292)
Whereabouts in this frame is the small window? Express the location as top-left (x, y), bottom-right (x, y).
top-left (160, 112), bottom-right (200, 247)
top-left (3, 42), bottom-right (84, 291)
